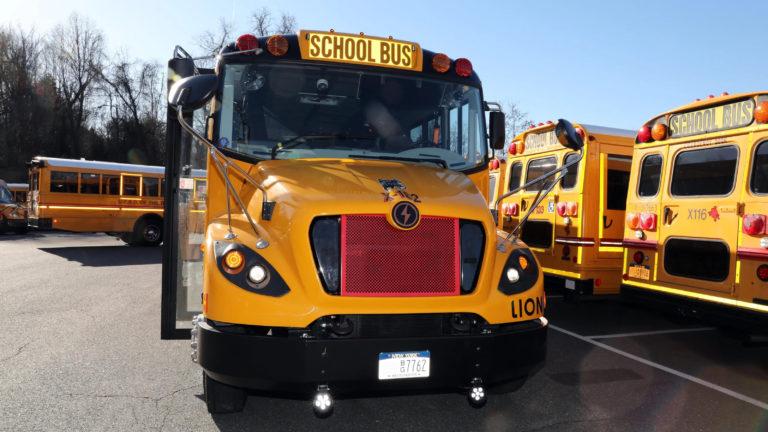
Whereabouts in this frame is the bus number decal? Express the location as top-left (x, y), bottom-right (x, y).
top-left (687, 208), bottom-right (708, 221)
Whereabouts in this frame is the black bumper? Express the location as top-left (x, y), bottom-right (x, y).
top-left (544, 274), bottom-right (594, 296)
top-left (198, 317), bottom-right (547, 395)
top-left (622, 285), bottom-right (768, 332)
top-left (29, 217), bottom-right (51, 229)
top-left (3, 218), bottom-right (27, 229)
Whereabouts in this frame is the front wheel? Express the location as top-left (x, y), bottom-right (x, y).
top-left (123, 218), bottom-right (163, 246)
top-left (203, 372), bottom-right (247, 414)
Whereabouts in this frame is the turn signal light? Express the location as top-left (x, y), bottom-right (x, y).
top-left (266, 35), bottom-right (289, 56)
top-left (651, 123), bottom-right (667, 141)
top-left (640, 212), bottom-right (657, 231)
top-left (626, 212), bottom-right (640, 230)
top-left (516, 141), bottom-right (525, 154)
top-left (508, 141), bottom-right (517, 155)
top-left (565, 202), bottom-right (578, 217)
top-left (454, 58), bottom-right (472, 77)
top-left (742, 214), bottom-right (766, 236)
top-left (637, 125), bottom-right (652, 143)
top-left (755, 101), bottom-right (768, 124)
top-left (518, 255), bottom-right (529, 270)
top-left (432, 53), bottom-right (450, 73)
top-left (223, 250), bottom-right (245, 273)
top-left (556, 202), bottom-right (567, 217)
top-left (236, 34), bottom-right (259, 51)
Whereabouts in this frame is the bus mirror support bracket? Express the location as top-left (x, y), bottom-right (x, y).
top-left (493, 119), bottom-right (584, 246)
top-left (172, 106), bottom-right (273, 249)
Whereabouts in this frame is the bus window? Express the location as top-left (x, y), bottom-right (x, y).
top-left (194, 180), bottom-right (207, 202)
top-left (30, 171), bottom-right (38, 193)
top-left (160, 178), bottom-right (166, 197)
top-left (607, 169), bottom-right (630, 210)
top-left (560, 153), bottom-right (580, 190)
top-left (143, 177), bottom-right (160, 197)
top-left (508, 162), bottom-right (522, 191)
top-left (50, 171), bottom-right (77, 193)
top-left (102, 175), bottom-right (120, 195)
top-left (409, 125), bottom-right (422, 143)
top-left (525, 157), bottom-right (556, 191)
top-left (637, 154), bottom-right (662, 197)
top-left (121, 175), bottom-right (140, 196)
top-left (750, 140), bottom-right (768, 194)
top-left (671, 146), bottom-right (738, 197)
top-left (80, 173), bottom-right (100, 194)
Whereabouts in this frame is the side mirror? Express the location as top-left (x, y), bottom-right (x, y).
top-left (555, 119), bottom-right (584, 150)
top-left (168, 74), bottom-right (218, 112)
top-left (488, 111), bottom-right (506, 150)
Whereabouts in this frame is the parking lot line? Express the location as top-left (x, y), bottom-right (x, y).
top-left (549, 324), bottom-right (768, 411)
top-left (584, 327), bottom-right (716, 340)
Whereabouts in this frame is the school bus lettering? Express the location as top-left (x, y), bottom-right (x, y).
top-left (523, 130), bottom-right (561, 154)
top-left (668, 99), bottom-right (754, 138)
top-left (511, 296), bottom-right (545, 318)
top-left (302, 31), bottom-right (421, 71)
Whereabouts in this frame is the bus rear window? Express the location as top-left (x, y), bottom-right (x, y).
top-left (50, 171), bottom-right (77, 193)
top-left (750, 141), bottom-right (768, 194)
top-left (671, 146), bottom-right (737, 196)
top-left (520, 220), bottom-right (553, 249)
top-left (508, 162), bottom-right (522, 192)
top-left (560, 153), bottom-right (580, 190)
top-left (637, 154), bottom-right (662, 197)
top-left (525, 157), bottom-right (556, 191)
top-left (664, 238), bottom-right (729, 282)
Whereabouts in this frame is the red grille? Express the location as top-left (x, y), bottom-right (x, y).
top-left (340, 214), bottom-right (460, 297)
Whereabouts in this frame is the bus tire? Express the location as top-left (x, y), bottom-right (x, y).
top-left (203, 372), bottom-right (247, 414)
top-left (130, 216), bottom-right (163, 247)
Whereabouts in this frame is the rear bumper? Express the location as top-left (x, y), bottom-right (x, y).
top-left (621, 284), bottom-right (768, 332)
top-left (544, 274), bottom-right (594, 295)
top-left (198, 316), bottom-right (547, 395)
top-left (29, 217), bottom-right (52, 230)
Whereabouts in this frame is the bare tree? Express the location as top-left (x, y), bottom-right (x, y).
top-left (45, 13), bottom-right (105, 156)
top-left (504, 101), bottom-right (533, 142)
top-left (196, 17), bottom-right (233, 58)
top-left (275, 12), bottom-right (297, 34)
top-left (251, 7), bottom-right (272, 37)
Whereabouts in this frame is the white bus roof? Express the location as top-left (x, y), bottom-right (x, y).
top-left (579, 124), bottom-right (635, 138)
top-left (7, 183), bottom-right (28, 189)
top-left (32, 156), bottom-right (166, 176)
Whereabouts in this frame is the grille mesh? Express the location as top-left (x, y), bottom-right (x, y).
top-left (341, 214), bottom-right (460, 297)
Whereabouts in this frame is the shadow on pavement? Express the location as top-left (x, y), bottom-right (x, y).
top-left (38, 245), bottom-right (161, 266)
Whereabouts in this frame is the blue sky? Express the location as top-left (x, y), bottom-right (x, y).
top-left (6, 0), bottom-right (767, 130)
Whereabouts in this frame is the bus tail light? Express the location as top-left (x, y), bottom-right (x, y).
top-left (266, 35), bottom-right (289, 56)
top-left (633, 251), bottom-right (645, 265)
top-left (626, 212), bottom-right (640, 229)
top-left (565, 202), bottom-right (578, 217)
top-left (651, 123), bottom-right (667, 141)
top-left (556, 202), bottom-right (567, 217)
top-left (236, 34), bottom-right (259, 51)
top-left (454, 58), bottom-right (472, 77)
top-left (508, 142), bottom-right (517, 155)
top-left (637, 125), bottom-right (652, 143)
top-left (432, 53), bottom-right (450, 73)
top-left (757, 264), bottom-right (768, 282)
top-left (510, 203), bottom-right (519, 216)
top-left (742, 214), bottom-right (766, 236)
top-left (640, 212), bottom-right (657, 231)
top-left (755, 101), bottom-right (768, 124)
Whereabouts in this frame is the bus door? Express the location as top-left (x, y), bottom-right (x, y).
top-left (598, 153), bottom-right (631, 258)
top-left (161, 54), bottom-right (211, 339)
top-left (657, 142), bottom-right (741, 294)
top-left (520, 154), bottom-right (558, 256)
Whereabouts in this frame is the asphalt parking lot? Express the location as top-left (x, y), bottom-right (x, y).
top-left (1, 232), bottom-right (767, 431)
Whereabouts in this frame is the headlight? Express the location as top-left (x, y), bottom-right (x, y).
top-left (247, 265), bottom-right (268, 284)
top-left (498, 248), bottom-right (539, 295)
top-left (214, 241), bottom-right (289, 297)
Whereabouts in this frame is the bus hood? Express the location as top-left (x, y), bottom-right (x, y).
top-left (250, 158), bottom-right (493, 224)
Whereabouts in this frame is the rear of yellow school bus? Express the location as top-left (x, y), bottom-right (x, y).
top-left (487, 158), bottom-right (505, 208)
top-left (159, 30), bottom-right (585, 416)
top-left (498, 123), bottom-right (633, 296)
top-left (622, 92), bottom-right (768, 331)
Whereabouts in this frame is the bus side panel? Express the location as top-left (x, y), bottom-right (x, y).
top-left (737, 131), bottom-right (768, 305)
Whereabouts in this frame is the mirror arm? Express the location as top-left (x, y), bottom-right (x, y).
top-left (508, 169), bottom-right (567, 240)
top-left (174, 108), bottom-right (272, 248)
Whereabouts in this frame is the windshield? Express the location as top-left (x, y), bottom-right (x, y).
top-left (0, 185), bottom-right (13, 204)
top-left (217, 63), bottom-right (487, 170)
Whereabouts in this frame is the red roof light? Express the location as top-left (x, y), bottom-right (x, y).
top-left (454, 58), bottom-right (473, 77)
top-left (236, 34), bottom-right (259, 51)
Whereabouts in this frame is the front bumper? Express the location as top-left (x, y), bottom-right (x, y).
top-left (3, 217), bottom-right (27, 229)
top-left (198, 315), bottom-right (547, 395)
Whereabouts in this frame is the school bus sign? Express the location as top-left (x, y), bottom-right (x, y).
top-left (669, 99), bottom-right (755, 138)
top-left (299, 30), bottom-right (423, 71)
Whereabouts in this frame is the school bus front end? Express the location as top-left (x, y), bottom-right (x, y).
top-left (499, 123), bottom-right (633, 296)
top-left (621, 92), bottom-right (768, 330)
top-left (0, 180), bottom-right (27, 233)
top-left (163, 31), bottom-right (551, 415)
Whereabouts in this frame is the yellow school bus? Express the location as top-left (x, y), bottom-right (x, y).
top-left (0, 180), bottom-right (27, 233)
top-left (27, 157), bottom-right (185, 246)
top-left (160, 30), bottom-right (585, 416)
top-left (497, 122), bottom-right (634, 296)
top-left (7, 183), bottom-right (28, 204)
top-left (622, 92), bottom-right (768, 330)
top-left (487, 158), bottom-right (506, 208)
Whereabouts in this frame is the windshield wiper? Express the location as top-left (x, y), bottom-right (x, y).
top-left (270, 133), bottom-right (374, 159)
top-left (347, 154), bottom-right (447, 168)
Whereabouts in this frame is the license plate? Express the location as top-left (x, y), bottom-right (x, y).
top-left (564, 279), bottom-right (576, 290)
top-left (628, 265), bottom-right (650, 280)
top-left (299, 30), bottom-right (422, 71)
top-left (378, 351), bottom-right (430, 380)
